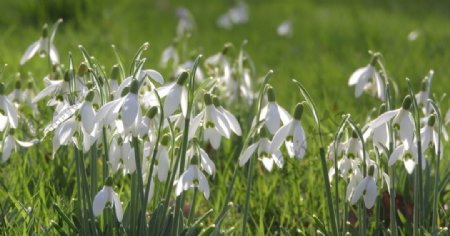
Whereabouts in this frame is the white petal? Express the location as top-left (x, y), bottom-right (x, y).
top-left (93, 187), bottom-right (110, 217)
top-left (57, 118), bottom-right (77, 146)
top-left (163, 85), bottom-right (181, 117)
top-left (271, 122), bottom-right (292, 153)
top-left (1, 96), bottom-right (18, 128)
top-left (220, 107), bottom-right (242, 136)
top-left (350, 178), bottom-right (366, 205)
top-left (199, 148), bottom-right (215, 175)
top-left (196, 169), bottom-right (210, 199)
top-left (188, 112), bottom-right (203, 140)
top-left (181, 88), bottom-right (188, 117)
top-left (176, 166), bottom-right (195, 196)
top-left (404, 159), bottom-right (416, 174)
top-left (265, 102), bottom-right (281, 134)
top-left (239, 142), bottom-right (258, 166)
top-left (261, 157), bottom-right (274, 172)
top-left (363, 178), bottom-right (377, 209)
top-left (157, 148), bottom-right (170, 181)
top-left (49, 44), bottom-right (59, 64)
top-left (388, 145), bottom-right (404, 166)
top-left (16, 139), bottom-right (39, 147)
top-left (204, 128), bottom-right (222, 150)
top-left (80, 101), bottom-right (95, 133)
top-left (369, 110), bottom-right (399, 129)
top-left (348, 67), bottom-right (366, 85)
top-left (0, 114), bottom-right (7, 132)
top-left (32, 81), bottom-right (63, 103)
top-left (112, 192), bottom-right (123, 222)
top-left (293, 122), bottom-right (307, 159)
top-left (20, 40), bottom-right (41, 65)
top-left (2, 135), bottom-right (15, 162)
top-left (121, 94), bottom-right (139, 128)
top-left (142, 69), bottom-right (164, 84)
top-left (278, 105), bottom-right (292, 125)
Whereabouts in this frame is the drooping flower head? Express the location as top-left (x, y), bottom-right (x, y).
top-left (348, 53), bottom-right (385, 101)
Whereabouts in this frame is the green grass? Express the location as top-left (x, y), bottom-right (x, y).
top-left (1, 0), bottom-right (449, 235)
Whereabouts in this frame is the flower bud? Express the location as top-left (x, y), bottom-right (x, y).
top-left (105, 177), bottom-right (113, 186)
top-left (176, 71), bottom-right (189, 86)
top-left (368, 165), bottom-right (375, 177)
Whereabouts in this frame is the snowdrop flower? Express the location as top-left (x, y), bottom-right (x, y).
top-left (0, 83), bottom-right (18, 129)
top-left (176, 156), bottom-right (210, 199)
top-left (277, 20), bottom-right (293, 37)
top-left (367, 96), bottom-right (414, 143)
top-left (20, 23), bottom-right (60, 65)
top-left (186, 140), bottom-right (216, 176)
top-left (189, 93), bottom-right (232, 149)
top-left (259, 87), bottom-right (292, 135)
top-left (388, 139), bottom-right (424, 174)
top-left (138, 106), bottom-right (159, 138)
top-left (1, 129), bottom-right (38, 162)
top-left (239, 128), bottom-right (284, 172)
top-left (93, 177), bottom-right (123, 222)
top-left (153, 135), bottom-right (171, 182)
top-left (33, 73), bottom-right (87, 104)
top-left (114, 69), bottom-right (163, 99)
top-left (407, 30), bottom-right (420, 41)
top-left (217, 2), bottom-right (249, 29)
top-left (157, 71), bottom-right (188, 118)
top-left (350, 166), bottom-right (378, 209)
top-left (176, 7), bottom-right (196, 37)
top-left (421, 114), bottom-right (447, 157)
top-left (271, 103), bottom-right (307, 159)
top-left (345, 166), bottom-right (363, 202)
top-left (348, 55), bottom-right (385, 101)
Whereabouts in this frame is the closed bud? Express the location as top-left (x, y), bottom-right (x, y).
top-left (105, 177), bottom-right (113, 186)
top-left (145, 106), bottom-right (158, 119)
top-left (85, 90), bottom-right (95, 102)
top-left (176, 71), bottom-right (189, 85)
top-left (78, 62), bottom-right (88, 77)
top-left (204, 93), bottom-right (213, 106)
top-left (129, 79), bottom-right (139, 94)
top-left (267, 87), bottom-right (276, 102)
top-left (402, 95), bottom-right (412, 110)
top-left (110, 64), bottom-right (120, 81)
top-left (427, 114), bottom-right (436, 127)
top-left (293, 103), bottom-right (304, 120)
top-left (368, 165), bottom-right (375, 177)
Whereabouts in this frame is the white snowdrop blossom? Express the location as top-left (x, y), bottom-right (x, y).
top-left (217, 2), bottom-right (249, 29)
top-left (156, 71), bottom-right (188, 118)
top-left (271, 103), bottom-right (307, 159)
top-left (363, 105), bottom-right (390, 152)
top-left (186, 141), bottom-right (216, 176)
top-left (258, 87), bottom-right (292, 135)
top-left (388, 139), bottom-right (424, 174)
top-left (176, 163), bottom-right (210, 199)
top-left (152, 135), bottom-right (171, 182)
top-left (0, 83), bottom-right (18, 129)
top-left (176, 7), bottom-right (196, 37)
top-left (350, 166), bottom-right (378, 209)
top-left (239, 130), bottom-right (284, 172)
top-left (420, 114), bottom-right (447, 157)
top-left (212, 96), bottom-right (242, 136)
top-left (93, 178), bottom-right (123, 222)
top-left (20, 23), bottom-right (60, 65)
top-left (348, 55), bottom-right (385, 101)
top-left (32, 75), bottom-right (87, 104)
top-left (160, 44), bottom-right (179, 69)
top-left (277, 20), bottom-right (293, 37)
top-left (345, 167), bottom-right (363, 202)
top-left (189, 93), bottom-right (233, 150)
top-left (367, 96), bottom-right (414, 143)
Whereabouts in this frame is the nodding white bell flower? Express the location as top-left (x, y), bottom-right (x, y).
top-left (186, 140), bottom-right (216, 176)
top-left (8, 80), bottom-right (24, 103)
top-left (259, 87), bottom-right (292, 135)
top-left (415, 70), bottom-right (433, 115)
top-left (108, 136), bottom-right (136, 175)
top-left (93, 177), bottom-right (123, 222)
top-left (114, 69), bottom-right (164, 99)
top-left (216, 2), bottom-right (249, 29)
top-left (160, 43), bottom-right (179, 69)
top-left (8, 79), bottom-right (39, 117)
top-left (20, 23), bottom-right (59, 65)
top-left (345, 166), bottom-right (363, 202)
top-left (176, 157), bottom-right (210, 199)
top-left (388, 139), bottom-right (425, 174)
top-left (108, 64), bottom-right (121, 96)
top-left (367, 96), bottom-right (414, 143)
top-left (52, 116), bottom-right (78, 158)
top-left (271, 103), bottom-right (307, 160)
top-left (1, 129), bottom-right (38, 162)
top-left (79, 91), bottom-right (97, 134)
top-left (176, 7), bottom-right (196, 37)
top-left (420, 114), bottom-right (447, 157)
top-left (239, 129), bottom-right (284, 172)
top-left (189, 93), bottom-right (232, 150)
top-left (348, 55), bottom-right (385, 101)
top-left (152, 135), bottom-right (171, 182)
top-left (0, 83), bottom-right (18, 129)
top-left (277, 20), bottom-right (293, 37)
top-left (350, 166), bottom-right (378, 209)
top-left (138, 106), bottom-right (160, 138)
top-left (95, 80), bottom-right (141, 135)
top-left (156, 71), bottom-right (188, 118)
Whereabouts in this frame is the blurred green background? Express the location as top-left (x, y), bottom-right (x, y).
top-left (1, 0), bottom-right (449, 111)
